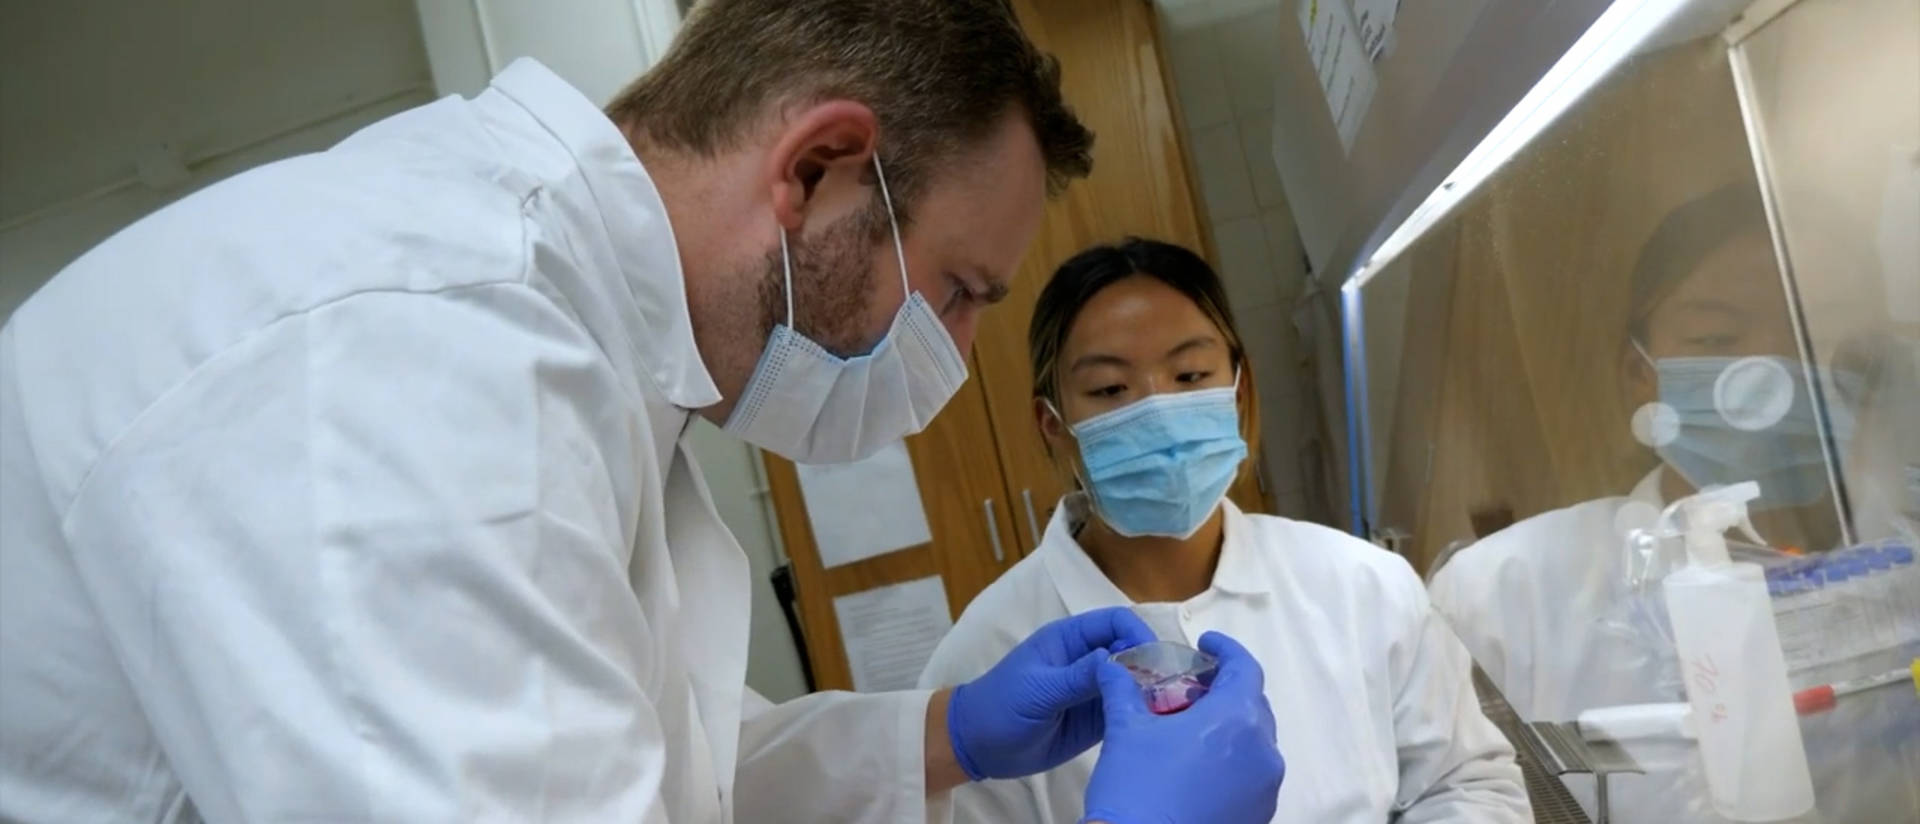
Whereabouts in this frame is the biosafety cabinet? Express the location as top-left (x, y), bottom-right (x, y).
top-left (1273, 0), bottom-right (1917, 820)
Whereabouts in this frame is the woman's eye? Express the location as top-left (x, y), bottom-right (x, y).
top-left (1086, 385), bottom-right (1126, 398)
top-left (1177, 371), bottom-right (1212, 384)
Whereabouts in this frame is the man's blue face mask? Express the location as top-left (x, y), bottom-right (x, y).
top-left (1052, 377), bottom-right (1248, 539)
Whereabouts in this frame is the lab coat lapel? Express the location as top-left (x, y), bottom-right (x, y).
top-left (495, 58), bottom-right (748, 808)
top-left (662, 440), bottom-right (750, 806)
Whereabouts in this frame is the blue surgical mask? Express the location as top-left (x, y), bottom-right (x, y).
top-left (1055, 381), bottom-right (1248, 539)
top-left (1651, 355), bottom-right (1855, 510)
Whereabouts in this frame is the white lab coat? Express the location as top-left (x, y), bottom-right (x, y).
top-left (917, 496), bottom-right (1530, 823)
top-left (1430, 471), bottom-right (1920, 822)
top-left (0, 59), bottom-right (940, 823)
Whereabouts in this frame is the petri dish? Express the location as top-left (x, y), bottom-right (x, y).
top-left (1111, 640), bottom-right (1219, 715)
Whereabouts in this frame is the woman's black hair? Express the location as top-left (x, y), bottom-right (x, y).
top-left (1628, 182), bottom-right (1771, 346)
top-left (1026, 237), bottom-right (1245, 403)
top-left (1025, 237), bottom-right (1260, 471)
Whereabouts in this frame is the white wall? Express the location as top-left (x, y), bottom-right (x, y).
top-left (1156, 2), bottom-right (1323, 520)
top-left (0, 0), bottom-right (438, 320)
top-left (413, 0), bottom-right (680, 104)
top-left (0, 93), bottom-right (432, 319)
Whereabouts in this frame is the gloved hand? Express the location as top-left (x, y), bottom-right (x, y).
top-left (1081, 631), bottom-right (1284, 824)
top-left (947, 606), bottom-right (1157, 780)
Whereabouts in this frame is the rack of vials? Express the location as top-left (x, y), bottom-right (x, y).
top-left (1767, 540), bottom-right (1919, 689)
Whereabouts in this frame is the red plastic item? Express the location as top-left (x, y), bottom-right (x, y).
top-left (1793, 685), bottom-right (1836, 715)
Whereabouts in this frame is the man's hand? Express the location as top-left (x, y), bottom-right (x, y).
top-left (941, 607), bottom-right (1156, 783)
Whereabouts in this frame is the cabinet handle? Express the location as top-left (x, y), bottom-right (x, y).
top-left (1022, 489), bottom-right (1042, 543)
top-left (983, 498), bottom-right (1006, 563)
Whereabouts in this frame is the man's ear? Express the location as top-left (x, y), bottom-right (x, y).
top-left (766, 100), bottom-right (880, 233)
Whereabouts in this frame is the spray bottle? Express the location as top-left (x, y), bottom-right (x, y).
top-left (1660, 481), bottom-right (1815, 821)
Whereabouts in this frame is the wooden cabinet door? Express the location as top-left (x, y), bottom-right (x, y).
top-left (977, 0), bottom-right (1271, 557)
top-left (762, 355), bottom-right (1019, 691)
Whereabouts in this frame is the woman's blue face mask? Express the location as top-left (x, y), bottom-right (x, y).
top-left (1642, 349), bottom-right (1860, 510)
top-left (1051, 375), bottom-right (1247, 539)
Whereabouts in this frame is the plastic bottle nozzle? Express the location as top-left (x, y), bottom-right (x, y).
top-left (1680, 482), bottom-right (1762, 567)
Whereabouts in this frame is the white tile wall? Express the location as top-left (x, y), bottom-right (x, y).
top-left (1212, 7), bottom-right (1284, 116)
top-left (1238, 116), bottom-right (1288, 210)
top-left (1262, 206), bottom-right (1308, 299)
top-left (1189, 124), bottom-right (1260, 221)
top-left (1159, 1), bottom-right (1321, 517)
top-left (1214, 216), bottom-right (1282, 311)
top-left (1167, 33), bottom-right (1234, 130)
top-left (1235, 298), bottom-right (1298, 468)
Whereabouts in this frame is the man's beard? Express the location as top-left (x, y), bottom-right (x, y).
top-left (755, 204), bottom-right (893, 359)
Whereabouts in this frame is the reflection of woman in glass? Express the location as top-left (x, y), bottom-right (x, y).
top-left (1621, 187), bottom-right (1847, 552)
top-left (1431, 185), bottom-right (1918, 822)
top-left (920, 239), bottom-right (1529, 822)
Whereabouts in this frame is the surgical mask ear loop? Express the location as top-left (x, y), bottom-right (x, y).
top-left (1042, 395), bottom-right (1093, 494)
top-left (1631, 337), bottom-right (1656, 370)
top-left (774, 153), bottom-right (909, 336)
top-left (870, 154), bottom-right (909, 299)
top-left (777, 224), bottom-right (796, 329)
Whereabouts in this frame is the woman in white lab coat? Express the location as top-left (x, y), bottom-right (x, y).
top-left (1427, 184), bottom-right (1920, 822)
top-left (918, 238), bottom-right (1531, 822)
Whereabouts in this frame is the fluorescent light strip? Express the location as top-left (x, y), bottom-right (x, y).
top-left (1347, 0), bottom-right (1692, 289)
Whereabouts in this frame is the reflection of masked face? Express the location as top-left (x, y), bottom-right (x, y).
top-left (1652, 355), bottom-right (1858, 510)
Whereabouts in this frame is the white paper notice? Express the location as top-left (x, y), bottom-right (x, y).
top-left (1297, 0), bottom-right (1379, 154)
top-left (833, 576), bottom-right (954, 692)
top-left (796, 440), bottom-right (933, 569)
top-left (1351, 0), bottom-right (1400, 63)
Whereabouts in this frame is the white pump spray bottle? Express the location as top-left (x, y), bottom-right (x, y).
top-left (1660, 481), bottom-right (1815, 820)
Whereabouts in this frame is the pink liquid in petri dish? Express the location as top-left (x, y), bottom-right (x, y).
top-left (1144, 675), bottom-right (1208, 715)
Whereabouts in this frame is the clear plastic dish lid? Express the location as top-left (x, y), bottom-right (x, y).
top-left (1111, 640), bottom-right (1219, 715)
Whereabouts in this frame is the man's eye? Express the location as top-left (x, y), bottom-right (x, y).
top-left (1087, 385), bottom-right (1125, 398)
top-left (939, 281), bottom-right (966, 315)
top-left (940, 276), bottom-right (973, 315)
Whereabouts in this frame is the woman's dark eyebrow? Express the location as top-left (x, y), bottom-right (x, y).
top-left (1070, 336), bottom-right (1220, 373)
top-left (1165, 336), bottom-right (1219, 358)
top-left (1069, 352), bottom-right (1131, 373)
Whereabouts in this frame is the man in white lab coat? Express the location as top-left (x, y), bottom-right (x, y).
top-left (0, 1), bottom-right (1286, 822)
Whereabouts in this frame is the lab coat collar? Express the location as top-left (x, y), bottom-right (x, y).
top-left (490, 59), bottom-right (721, 410)
top-left (1631, 468), bottom-right (1666, 509)
top-left (1039, 494), bottom-right (1265, 616)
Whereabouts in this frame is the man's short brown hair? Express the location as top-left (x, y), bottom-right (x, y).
top-left (607, 0), bottom-right (1094, 219)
